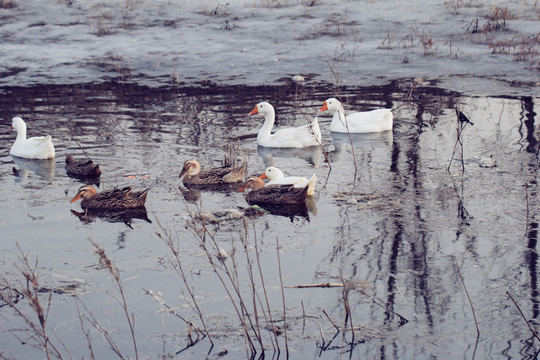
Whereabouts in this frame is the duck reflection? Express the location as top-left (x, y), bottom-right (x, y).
top-left (257, 145), bottom-right (322, 168)
top-left (329, 131), bottom-right (393, 162)
top-left (244, 201), bottom-right (310, 222)
top-left (179, 182), bottom-right (244, 203)
top-left (11, 155), bottom-right (55, 180)
top-left (71, 207), bottom-right (151, 229)
top-left (65, 155), bottom-right (101, 186)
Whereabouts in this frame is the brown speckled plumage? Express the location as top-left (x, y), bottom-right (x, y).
top-left (179, 159), bottom-right (247, 186)
top-left (238, 177), bottom-right (308, 205)
top-left (70, 185), bottom-right (149, 209)
top-left (65, 155), bottom-right (102, 178)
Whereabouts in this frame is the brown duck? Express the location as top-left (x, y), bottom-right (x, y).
top-left (70, 185), bottom-right (149, 209)
top-left (238, 176), bottom-right (308, 205)
top-left (179, 159), bottom-right (247, 186)
top-left (65, 155), bottom-right (102, 178)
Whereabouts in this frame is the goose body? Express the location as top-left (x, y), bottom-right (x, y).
top-left (259, 166), bottom-right (317, 196)
top-left (250, 102), bottom-right (321, 148)
top-left (320, 98), bottom-right (393, 133)
top-left (70, 185), bottom-right (149, 209)
top-left (65, 155), bottom-right (102, 178)
top-left (179, 159), bottom-right (247, 186)
top-left (238, 176), bottom-right (308, 205)
top-left (10, 117), bottom-right (55, 159)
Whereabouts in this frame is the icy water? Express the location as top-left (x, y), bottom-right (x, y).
top-left (1, 0), bottom-right (540, 358)
top-left (0, 80), bottom-right (539, 359)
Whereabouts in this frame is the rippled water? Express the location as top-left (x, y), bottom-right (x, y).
top-left (1, 81), bottom-right (539, 359)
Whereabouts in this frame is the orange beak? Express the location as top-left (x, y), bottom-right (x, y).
top-left (249, 105), bottom-right (258, 115)
top-left (70, 194), bottom-right (82, 203)
top-left (319, 101), bottom-right (328, 112)
top-left (238, 185), bottom-right (247, 192)
top-left (258, 173), bottom-right (267, 180)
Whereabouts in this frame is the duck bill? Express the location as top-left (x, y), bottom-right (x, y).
top-left (237, 185), bottom-right (247, 192)
top-left (258, 173), bottom-right (267, 180)
top-left (70, 194), bottom-right (82, 203)
top-left (319, 102), bottom-right (328, 112)
top-left (249, 106), bottom-right (258, 115)
top-left (179, 167), bottom-right (187, 178)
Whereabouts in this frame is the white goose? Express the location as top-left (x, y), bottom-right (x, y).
top-left (259, 166), bottom-right (317, 196)
top-left (249, 102), bottom-right (322, 148)
top-left (319, 98), bottom-right (393, 133)
top-left (10, 117), bottom-right (55, 159)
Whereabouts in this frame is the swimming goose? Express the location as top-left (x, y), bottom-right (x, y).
top-left (249, 102), bottom-right (321, 148)
top-left (319, 98), bottom-right (393, 133)
top-left (10, 117), bottom-right (55, 159)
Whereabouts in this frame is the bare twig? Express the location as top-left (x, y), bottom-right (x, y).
top-left (89, 239), bottom-right (139, 360)
top-left (454, 258), bottom-right (480, 337)
top-left (507, 291), bottom-right (540, 342)
top-left (276, 237), bottom-right (289, 354)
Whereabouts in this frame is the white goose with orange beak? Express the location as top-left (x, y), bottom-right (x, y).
top-left (249, 101), bottom-right (321, 148)
top-left (319, 98), bottom-right (393, 133)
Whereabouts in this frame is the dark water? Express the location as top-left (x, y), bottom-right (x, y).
top-left (1, 80), bottom-right (539, 359)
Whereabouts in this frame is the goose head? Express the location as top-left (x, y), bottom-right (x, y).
top-left (249, 102), bottom-right (275, 117)
top-left (71, 185), bottom-right (98, 203)
top-left (179, 159), bottom-right (201, 178)
top-left (319, 98), bottom-right (342, 113)
top-left (11, 117), bottom-right (26, 133)
top-left (259, 166), bottom-right (284, 181)
top-left (238, 176), bottom-right (265, 192)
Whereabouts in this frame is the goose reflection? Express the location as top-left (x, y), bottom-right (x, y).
top-left (257, 145), bottom-right (322, 168)
top-left (11, 155), bottom-right (55, 181)
top-left (328, 131), bottom-right (393, 162)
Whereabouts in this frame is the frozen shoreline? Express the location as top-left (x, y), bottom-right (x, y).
top-left (0, 0), bottom-right (538, 95)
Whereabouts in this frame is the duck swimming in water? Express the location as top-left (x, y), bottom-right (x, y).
top-left (70, 185), bottom-right (149, 210)
top-left (238, 176), bottom-right (308, 205)
top-left (179, 158), bottom-right (247, 186)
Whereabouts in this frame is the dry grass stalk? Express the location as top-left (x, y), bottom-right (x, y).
top-left (89, 239), bottom-right (139, 360)
top-left (153, 216), bottom-right (214, 349)
top-left (0, 244), bottom-right (64, 360)
top-left (507, 291), bottom-right (540, 343)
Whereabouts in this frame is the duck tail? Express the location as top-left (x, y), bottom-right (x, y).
top-left (307, 174), bottom-right (317, 195)
top-left (137, 188), bottom-right (150, 206)
top-left (93, 164), bottom-right (102, 177)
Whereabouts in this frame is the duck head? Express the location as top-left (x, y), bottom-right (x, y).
top-left (11, 117), bottom-right (26, 133)
top-left (71, 185), bottom-right (98, 203)
top-left (249, 102), bottom-right (274, 117)
top-left (260, 166), bottom-right (284, 181)
top-left (179, 159), bottom-right (201, 178)
top-left (238, 176), bottom-right (265, 192)
top-left (319, 98), bottom-right (342, 112)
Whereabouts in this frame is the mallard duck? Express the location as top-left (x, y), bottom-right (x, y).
top-left (10, 117), bottom-right (55, 159)
top-left (319, 98), bottom-right (393, 133)
top-left (259, 166), bottom-right (317, 196)
top-left (249, 102), bottom-right (321, 148)
top-left (70, 185), bottom-right (149, 209)
top-left (238, 176), bottom-right (308, 205)
top-left (65, 155), bottom-right (102, 178)
top-left (179, 159), bottom-right (247, 186)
